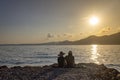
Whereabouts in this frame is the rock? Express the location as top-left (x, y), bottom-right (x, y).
top-left (0, 65), bottom-right (8, 69)
top-left (11, 66), bottom-right (22, 69)
top-left (0, 63), bottom-right (119, 80)
top-left (50, 63), bottom-right (58, 68)
top-left (99, 64), bottom-right (107, 70)
top-left (117, 74), bottom-right (120, 80)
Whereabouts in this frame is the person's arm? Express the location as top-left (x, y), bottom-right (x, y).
top-left (58, 57), bottom-right (60, 63)
top-left (73, 56), bottom-right (75, 64)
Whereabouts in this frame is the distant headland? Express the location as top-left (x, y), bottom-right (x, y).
top-left (41, 32), bottom-right (120, 45)
top-left (0, 32), bottom-right (120, 46)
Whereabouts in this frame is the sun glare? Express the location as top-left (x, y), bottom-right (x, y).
top-left (91, 45), bottom-right (100, 64)
top-left (89, 16), bottom-right (99, 25)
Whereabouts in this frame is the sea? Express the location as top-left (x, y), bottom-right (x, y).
top-left (0, 45), bottom-right (120, 71)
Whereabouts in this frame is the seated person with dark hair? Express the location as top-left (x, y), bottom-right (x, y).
top-left (65, 51), bottom-right (75, 68)
top-left (57, 51), bottom-right (65, 68)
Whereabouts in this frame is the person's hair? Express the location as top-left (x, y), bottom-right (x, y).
top-left (68, 51), bottom-right (72, 56)
top-left (58, 51), bottom-right (64, 56)
top-left (60, 51), bottom-right (63, 54)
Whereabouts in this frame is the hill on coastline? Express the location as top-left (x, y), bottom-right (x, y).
top-left (0, 32), bottom-right (120, 45)
top-left (41, 32), bottom-right (120, 45)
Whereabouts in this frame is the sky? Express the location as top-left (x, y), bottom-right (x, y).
top-left (0, 0), bottom-right (120, 44)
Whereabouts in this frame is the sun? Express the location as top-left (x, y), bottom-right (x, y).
top-left (89, 16), bottom-right (99, 25)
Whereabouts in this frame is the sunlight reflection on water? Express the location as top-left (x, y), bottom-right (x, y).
top-left (91, 45), bottom-right (100, 64)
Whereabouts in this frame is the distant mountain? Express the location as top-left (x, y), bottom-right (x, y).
top-left (1, 32), bottom-right (119, 46)
top-left (41, 32), bottom-right (120, 45)
top-left (40, 40), bottom-right (72, 45)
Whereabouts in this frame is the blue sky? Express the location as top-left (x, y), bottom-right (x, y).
top-left (0, 0), bottom-right (120, 44)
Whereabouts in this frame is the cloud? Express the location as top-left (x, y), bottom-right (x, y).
top-left (118, 27), bottom-right (120, 32)
top-left (57, 34), bottom-right (61, 37)
top-left (79, 33), bottom-right (83, 35)
top-left (47, 33), bottom-right (54, 38)
top-left (99, 27), bottom-right (111, 33)
top-left (63, 33), bottom-right (73, 38)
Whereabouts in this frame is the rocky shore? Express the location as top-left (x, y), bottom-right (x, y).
top-left (0, 63), bottom-right (120, 80)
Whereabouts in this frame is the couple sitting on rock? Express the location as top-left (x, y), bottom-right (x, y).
top-left (57, 51), bottom-right (75, 68)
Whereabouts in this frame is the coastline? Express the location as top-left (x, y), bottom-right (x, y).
top-left (0, 63), bottom-right (120, 80)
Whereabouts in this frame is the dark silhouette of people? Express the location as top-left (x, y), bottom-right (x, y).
top-left (65, 51), bottom-right (75, 68)
top-left (57, 51), bottom-right (65, 68)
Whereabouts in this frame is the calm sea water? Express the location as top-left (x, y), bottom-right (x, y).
top-left (0, 45), bottom-right (120, 71)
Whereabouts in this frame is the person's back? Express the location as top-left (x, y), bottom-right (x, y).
top-left (58, 56), bottom-right (65, 67)
top-left (65, 51), bottom-right (75, 68)
top-left (57, 51), bottom-right (65, 68)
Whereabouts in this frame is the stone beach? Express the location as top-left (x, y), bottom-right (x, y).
top-left (0, 63), bottom-right (120, 80)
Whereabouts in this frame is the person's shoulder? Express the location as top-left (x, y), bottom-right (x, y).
top-left (65, 55), bottom-right (68, 58)
top-left (72, 56), bottom-right (74, 58)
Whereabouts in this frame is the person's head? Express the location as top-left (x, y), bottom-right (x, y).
top-left (58, 51), bottom-right (65, 57)
top-left (68, 51), bottom-right (73, 56)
